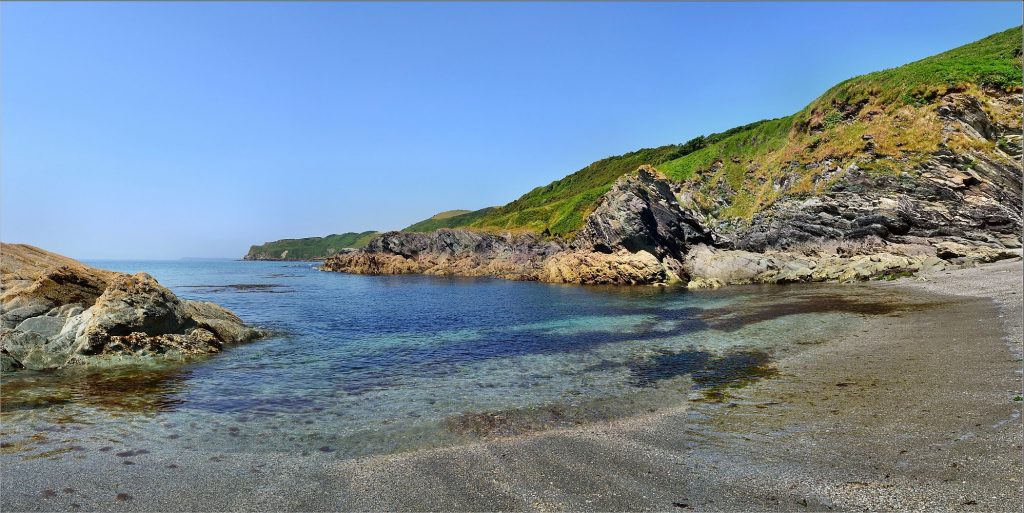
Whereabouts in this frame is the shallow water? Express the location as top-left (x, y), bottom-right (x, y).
top-left (0, 260), bottom-right (931, 461)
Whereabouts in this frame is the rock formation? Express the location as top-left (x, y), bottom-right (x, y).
top-left (321, 229), bottom-right (564, 281)
top-left (1, 244), bottom-right (265, 372)
top-left (321, 168), bottom-right (711, 285)
top-left (321, 88), bottom-right (1022, 287)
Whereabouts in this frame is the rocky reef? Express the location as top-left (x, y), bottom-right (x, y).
top-left (321, 89), bottom-right (1022, 287)
top-left (1, 244), bottom-right (265, 372)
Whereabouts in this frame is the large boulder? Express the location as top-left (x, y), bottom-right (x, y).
top-left (0, 243), bottom-right (265, 371)
top-left (541, 250), bottom-right (670, 285)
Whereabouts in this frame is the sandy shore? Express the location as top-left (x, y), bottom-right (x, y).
top-left (3, 259), bottom-right (1022, 512)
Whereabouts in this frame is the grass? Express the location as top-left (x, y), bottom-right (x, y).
top-left (652, 26), bottom-right (1022, 220)
top-left (403, 208), bottom-right (496, 232)
top-left (801, 26), bottom-right (1022, 121)
top-left (403, 120), bottom-right (774, 237)
top-left (406, 26), bottom-right (1023, 234)
top-left (245, 231), bottom-right (379, 260)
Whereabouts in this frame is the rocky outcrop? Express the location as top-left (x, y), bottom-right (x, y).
top-left (730, 92), bottom-right (1022, 254)
top-left (1, 244), bottom-right (265, 371)
top-left (322, 90), bottom-right (1021, 287)
top-left (572, 166), bottom-right (713, 279)
top-left (540, 250), bottom-right (668, 285)
top-left (680, 243), bottom-right (958, 289)
top-left (321, 167), bottom-right (712, 285)
top-left (321, 229), bottom-right (565, 281)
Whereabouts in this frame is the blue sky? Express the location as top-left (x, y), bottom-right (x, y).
top-left (1, 2), bottom-right (1019, 259)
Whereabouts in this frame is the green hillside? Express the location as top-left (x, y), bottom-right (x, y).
top-left (245, 231), bottom-right (379, 260)
top-left (403, 209), bottom-right (493, 232)
top-left (420, 26), bottom-right (1022, 235)
top-left (657, 26), bottom-right (1021, 219)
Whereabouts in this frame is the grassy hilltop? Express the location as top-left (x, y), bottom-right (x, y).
top-left (244, 231), bottom-right (379, 260)
top-left (404, 26), bottom-right (1022, 237)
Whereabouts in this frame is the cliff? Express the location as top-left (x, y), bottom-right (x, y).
top-left (323, 28), bottom-right (1023, 286)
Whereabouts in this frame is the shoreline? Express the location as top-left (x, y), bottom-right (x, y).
top-left (2, 259), bottom-right (1021, 511)
top-left (321, 259), bottom-right (1023, 511)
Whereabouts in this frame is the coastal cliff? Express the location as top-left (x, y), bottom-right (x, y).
top-left (322, 28), bottom-right (1023, 286)
top-left (244, 231), bottom-right (378, 261)
top-left (1, 243), bottom-right (265, 371)
top-left (323, 157), bottom-right (1020, 286)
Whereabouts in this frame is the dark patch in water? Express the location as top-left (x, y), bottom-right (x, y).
top-left (179, 284), bottom-right (290, 293)
top-left (629, 349), bottom-right (777, 390)
top-left (629, 351), bottom-right (711, 387)
top-left (445, 403), bottom-right (593, 438)
top-left (1, 367), bottom-right (187, 413)
top-left (701, 293), bottom-right (938, 332)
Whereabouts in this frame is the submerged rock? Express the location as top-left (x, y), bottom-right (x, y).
top-left (0, 243), bottom-right (265, 371)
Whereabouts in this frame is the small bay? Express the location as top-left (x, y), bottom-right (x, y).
top-left (0, 259), bottom-right (928, 461)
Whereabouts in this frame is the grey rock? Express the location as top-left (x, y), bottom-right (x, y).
top-left (573, 165), bottom-right (712, 268)
top-left (0, 244), bottom-right (266, 371)
top-left (1, 348), bottom-right (24, 372)
top-left (1, 302), bottom-right (52, 329)
top-left (15, 315), bottom-right (64, 338)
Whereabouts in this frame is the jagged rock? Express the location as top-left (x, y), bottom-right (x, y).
top-left (322, 91), bottom-right (1020, 287)
top-left (0, 243), bottom-right (265, 371)
top-left (573, 165), bottom-right (712, 267)
top-left (323, 169), bottom-right (713, 285)
top-left (730, 92), bottom-right (1021, 256)
top-left (322, 229), bottom-right (565, 280)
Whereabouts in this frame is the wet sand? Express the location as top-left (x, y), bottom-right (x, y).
top-left (3, 259), bottom-right (1021, 511)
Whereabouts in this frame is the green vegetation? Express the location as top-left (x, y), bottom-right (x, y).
top-left (655, 26), bottom-right (1021, 219)
top-left (403, 208), bottom-right (496, 232)
top-left (429, 210), bottom-right (473, 220)
top-left (245, 231), bottom-right (378, 260)
top-left (411, 120), bottom-right (773, 237)
top-left (803, 26), bottom-right (1022, 117)
top-left (411, 27), bottom-right (1022, 235)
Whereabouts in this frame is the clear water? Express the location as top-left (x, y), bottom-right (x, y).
top-left (0, 260), bottom-right (909, 460)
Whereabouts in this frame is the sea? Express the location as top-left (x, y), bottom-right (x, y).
top-left (0, 259), bottom-right (908, 460)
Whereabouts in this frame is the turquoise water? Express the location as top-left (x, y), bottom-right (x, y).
top-left (0, 260), bottom-right (898, 460)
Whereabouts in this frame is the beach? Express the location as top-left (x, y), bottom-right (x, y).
top-left (2, 258), bottom-right (1020, 512)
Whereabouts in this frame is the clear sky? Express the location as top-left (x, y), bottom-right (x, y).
top-left (1, 2), bottom-right (1019, 259)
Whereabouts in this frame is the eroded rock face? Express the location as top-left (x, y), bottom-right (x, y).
top-left (323, 92), bottom-right (1021, 287)
top-left (573, 166), bottom-right (712, 266)
top-left (321, 230), bottom-right (565, 280)
top-left (730, 92), bottom-right (1022, 254)
top-left (321, 169), bottom-right (712, 285)
top-left (0, 244), bottom-right (265, 371)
